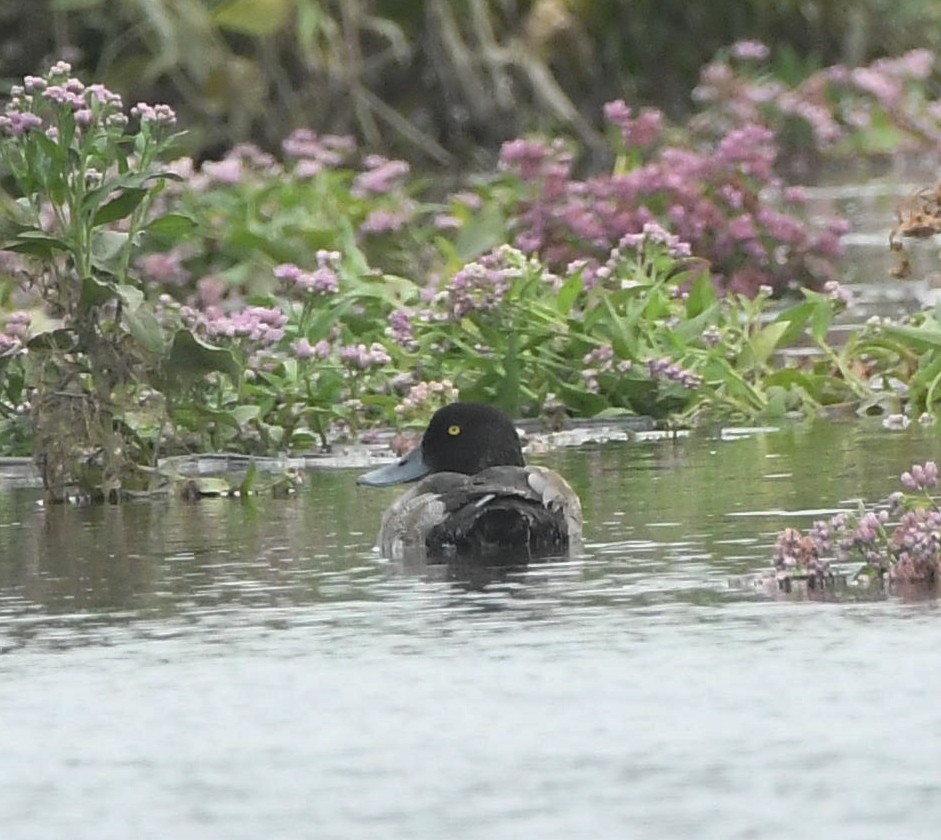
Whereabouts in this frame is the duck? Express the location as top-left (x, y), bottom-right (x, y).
top-left (357, 402), bottom-right (582, 563)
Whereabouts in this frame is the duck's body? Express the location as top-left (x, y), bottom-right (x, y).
top-left (358, 403), bottom-right (582, 563)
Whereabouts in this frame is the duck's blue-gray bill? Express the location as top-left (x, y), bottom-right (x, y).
top-left (357, 445), bottom-right (431, 486)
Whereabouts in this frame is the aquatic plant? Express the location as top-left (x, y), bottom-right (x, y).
top-left (691, 44), bottom-right (941, 169)
top-left (771, 461), bottom-right (941, 592)
top-left (0, 62), bottom-right (235, 500)
top-left (2, 53), bottom-right (938, 490)
top-left (495, 102), bottom-right (847, 298)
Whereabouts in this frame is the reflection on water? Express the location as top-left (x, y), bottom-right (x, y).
top-left (2, 419), bottom-right (941, 839)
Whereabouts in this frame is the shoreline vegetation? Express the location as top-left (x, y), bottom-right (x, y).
top-left (1, 36), bottom-right (941, 522)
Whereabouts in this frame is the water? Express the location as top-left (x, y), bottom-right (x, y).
top-left (2, 420), bottom-right (941, 839)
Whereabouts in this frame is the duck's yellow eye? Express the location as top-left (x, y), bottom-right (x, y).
top-left (447, 424), bottom-right (462, 436)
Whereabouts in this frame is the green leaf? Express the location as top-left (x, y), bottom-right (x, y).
top-left (212, 0), bottom-right (291, 35)
top-left (90, 230), bottom-right (129, 275)
top-left (810, 302), bottom-right (833, 344)
top-left (92, 188), bottom-right (148, 226)
top-left (556, 272), bottom-right (583, 317)
top-left (741, 321), bottom-right (790, 369)
top-left (239, 460), bottom-right (258, 495)
top-left (186, 476), bottom-right (232, 496)
top-left (773, 300), bottom-right (816, 347)
top-left (2, 231), bottom-right (70, 258)
top-left (124, 308), bottom-right (166, 355)
top-left (231, 405), bottom-right (261, 425)
top-left (115, 284), bottom-right (144, 311)
top-left (145, 213), bottom-right (198, 238)
top-left (26, 329), bottom-right (77, 351)
top-left (685, 272), bottom-right (717, 318)
top-left (81, 275), bottom-right (119, 307)
top-left (51, 0), bottom-right (104, 8)
top-left (456, 203), bottom-right (505, 262)
top-left (880, 323), bottom-right (941, 352)
top-left (166, 329), bottom-right (241, 382)
top-left (82, 171), bottom-right (181, 220)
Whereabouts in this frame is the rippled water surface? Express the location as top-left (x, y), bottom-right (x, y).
top-left (3, 421), bottom-right (941, 839)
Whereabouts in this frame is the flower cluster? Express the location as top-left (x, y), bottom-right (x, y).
top-left (352, 155), bottom-right (411, 197)
top-left (359, 202), bottom-right (417, 235)
top-left (138, 248), bottom-right (191, 286)
top-left (394, 379), bottom-right (459, 419)
top-left (130, 102), bottom-right (177, 127)
top-left (581, 346), bottom-right (632, 393)
top-left (338, 342), bottom-right (392, 371)
top-left (646, 357), bottom-right (703, 389)
top-left (290, 337), bottom-right (332, 360)
top-left (772, 526), bottom-right (832, 582)
top-left (274, 250), bottom-right (341, 295)
top-left (282, 128), bottom-right (355, 177)
top-left (901, 461), bottom-right (939, 491)
top-left (498, 101), bottom-right (846, 296)
top-left (692, 45), bottom-right (941, 163)
top-left (448, 246), bottom-right (524, 319)
top-left (189, 305), bottom-right (288, 347)
top-left (771, 462), bottom-right (941, 592)
top-left (616, 223), bottom-right (692, 260)
top-left (386, 308), bottom-right (419, 352)
top-left (604, 100), bottom-right (664, 149)
top-left (201, 143), bottom-right (282, 185)
top-left (0, 61), bottom-right (176, 141)
top-left (0, 310), bottom-right (30, 353)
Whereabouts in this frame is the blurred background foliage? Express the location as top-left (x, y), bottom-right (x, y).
top-left (2, 0), bottom-right (941, 166)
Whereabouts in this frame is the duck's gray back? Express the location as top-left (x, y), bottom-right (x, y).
top-left (376, 466), bottom-right (582, 562)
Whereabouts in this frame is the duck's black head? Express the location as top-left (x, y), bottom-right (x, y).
top-left (357, 402), bottom-right (525, 487)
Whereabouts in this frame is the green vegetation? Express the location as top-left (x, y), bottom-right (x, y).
top-left (2, 36), bottom-right (941, 503)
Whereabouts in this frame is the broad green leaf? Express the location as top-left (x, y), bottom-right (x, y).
top-left (81, 275), bottom-right (120, 307)
top-left (741, 321), bottom-right (790, 369)
top-left (810, 302), bottom-right (833, 344)
top-left (556, 273), bottom-right (583, 317)
top-left (456, 203), bottom-right (505, 262)
top-left (124, 308), bottom-right (166, 355)
top-left (166, 329), bottom-right (241, 382)
top-left (672, 304), bottom-right (718, 343)
top-left (685, 272), bottom-right (717, 318)
top-left (188, 477), bottom-right (232, 496)
top-left (115, 284), bottom-right (144, 311)
top-left (26, 329), bottom-right (77, 351)
top-left (90, 230), bottom-right (129, 275)
top-left (773, 300), bottom-right (816, 347)
top-left (92, 188), bottom-right (148, 226)
top-left (2, 232), bottom-right (70, 258)
top-left (212, 0), bottom-right (291, 35)
top-left (52, 0), bottom-right (104, 8)
top-left (145, 213), bottom-right (198, 238)
top-left (880, 323), bottom-right (941, 352)
top-left (231, 405), bottom-right (261, 425)
top-left (82, 171), bottom-right (181, 220)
